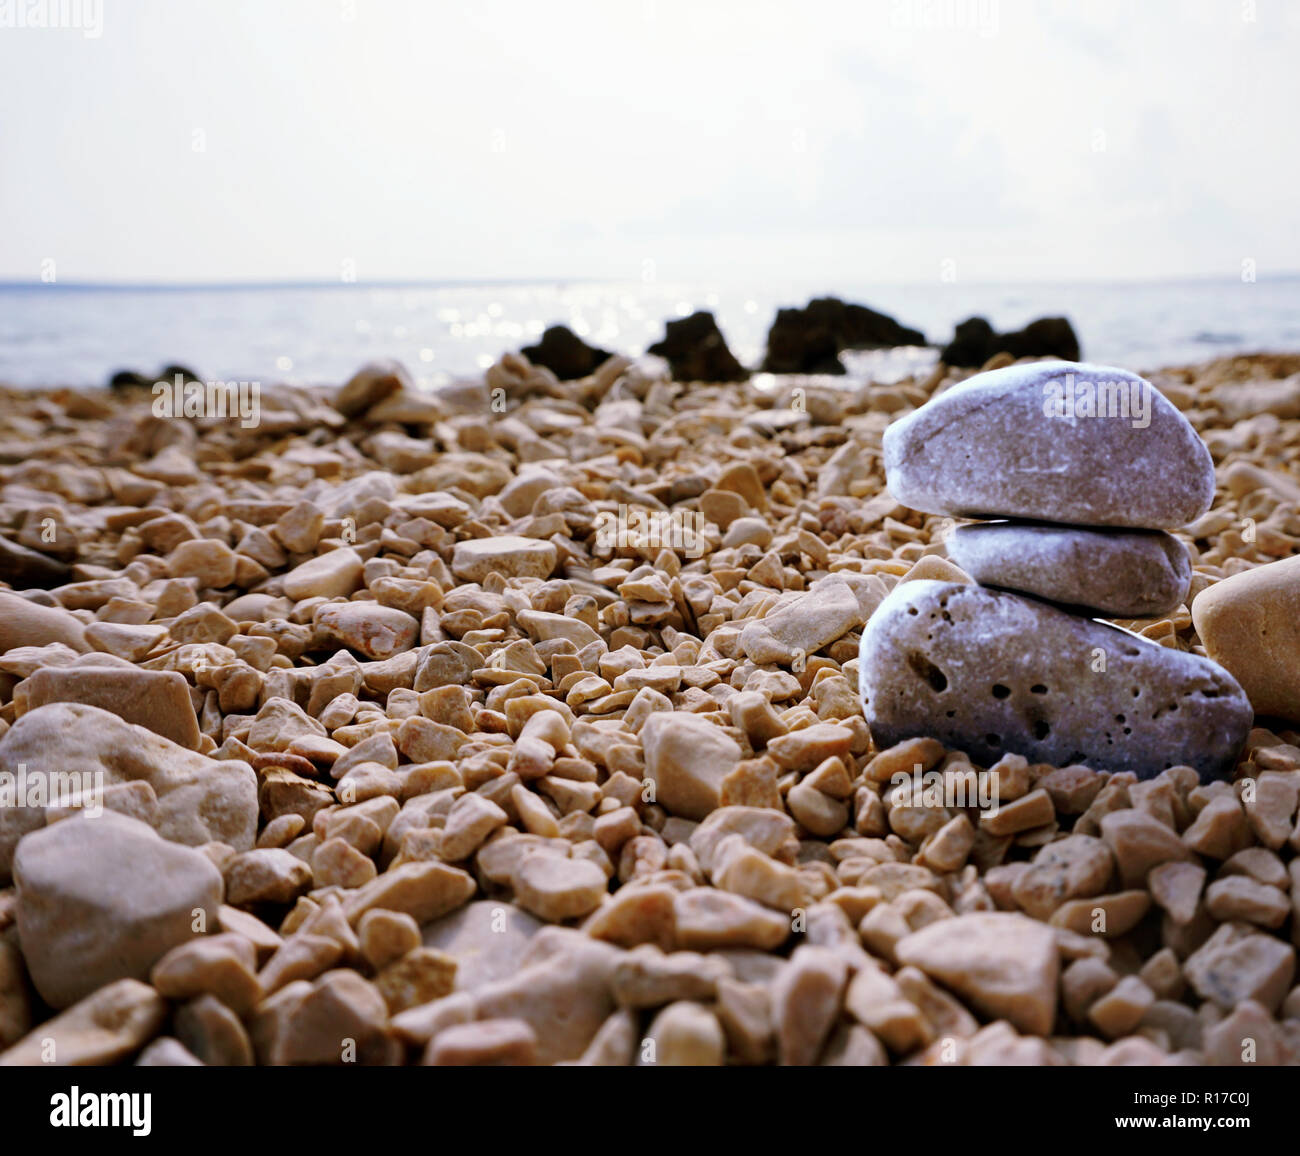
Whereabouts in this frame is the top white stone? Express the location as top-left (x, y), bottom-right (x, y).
top-left (883, 361), bottom-right (1215, 529)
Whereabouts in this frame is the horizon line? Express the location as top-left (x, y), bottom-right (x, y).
top-left (0, 271), bottom-right (1296, 293)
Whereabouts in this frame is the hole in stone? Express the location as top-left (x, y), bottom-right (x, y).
top-left (1030, 684), bottom-right (1048, 695)
top-left (1033, 720), bottom-right (1050, 740)
top-left (908, 607), bottom-right (919, 616)
top-left (985, 734), bottom-right (1000, 746)
top-left (945, 710), bottom-right (955, 718)
top-left (1131, 687), bottom-right (1140, 697)
top-left (1114, 714), bottom-right (1125, 724)
top-left (907, 652), bottom-right (948, 693)
top-left (1201, 689), bottom-right (1219, 699)
top-left (992, 684), bottom-right (1010, 699)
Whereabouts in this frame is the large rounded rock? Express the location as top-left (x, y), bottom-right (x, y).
top-left (0, 703), bottom-right (257, 882)
top-left (859, 580), bottom-right (1251, 780)
top-left (14, 813), bottom-right (223, 1008)
top-left (946, 521), bottom-right (1191, 618)
top-left (883, 362), bottom-right (1214, 528)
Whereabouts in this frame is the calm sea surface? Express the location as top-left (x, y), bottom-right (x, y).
top-left (1, 276), bottom-right (1297, 389)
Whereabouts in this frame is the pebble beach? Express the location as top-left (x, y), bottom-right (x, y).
top-left (2, 343), bottom-right (1300, 1067)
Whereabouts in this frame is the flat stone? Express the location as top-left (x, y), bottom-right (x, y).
top-left (895, 912), bottom-right (1059, 1035)
top-left (883, 361), bottom-right (1214, 529)
top-left (0, 978), bottom-right (166, 1066)
top-left (1193, 554), bottom-right (1300, 721)
top-left (281, 547), bottom-right (364, 601)
top-left (947, 522), bottom-right (1191, 617)
top-left (641, 711), bottom-right (741, 821)
top-left (738, 576), bottom-right (866, 665)
top-left (859, 580), bottom-right (1251, 780)
top-left (0, 703), bottom-right (257, 883)
top-left (451, 537), bottom-right (557, 583)
top-left (14, 812), bottom-right (224, 1008)
top-left (16, 665), bottom-right (201, 748)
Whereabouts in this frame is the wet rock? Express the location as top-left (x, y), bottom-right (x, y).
top-left (883, 361), bottom-right (1214, 528)
top-left (14, 813), bottom-right (223, 1008)
top-left (647, 311), bottom-right (748, 383)
top-left (946, 522), bottom-right (1191, 618)
top-left (859, 580), bottom-right (1251, 779)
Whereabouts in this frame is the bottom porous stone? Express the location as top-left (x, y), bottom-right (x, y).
top-left (859, 580), bottom-right (1251, 780)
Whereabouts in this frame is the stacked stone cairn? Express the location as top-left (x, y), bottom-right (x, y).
top-left (859, 360), bottom-right (1253, 781)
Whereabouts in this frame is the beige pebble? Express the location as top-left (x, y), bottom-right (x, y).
top-left (425, 1017), bottom-right (538, 1065)
top-left (895, 912), bottom-right (1058, 1036)
top-left (513, 854), bottom-right (607, 922)
top-left (0, 978), bottom-right (166, 1066)
top-left (644, 1000), bottom-right (726, 1066)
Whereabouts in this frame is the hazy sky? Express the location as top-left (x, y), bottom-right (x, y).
top-left (2, 0), bottom-right (1297, 286)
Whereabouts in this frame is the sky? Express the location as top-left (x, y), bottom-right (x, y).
top-left (1, 0), bottom-right (1297, 286)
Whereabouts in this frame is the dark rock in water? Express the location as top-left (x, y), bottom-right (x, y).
top-left (0, 537), bottom-right (72, 590)
top-left (108, 370), bottom-right (153, 390)
top-left (520, 325), bottom-right (614, 381)
top-left (648, 312), bottom-right (748, 383)
top-left (859, 579), bottom-right (1251, 781)
top-left (940, 315), bottom-right (1080, 367)
top-left (762, 297), bottom-right (926, 375)
top-left (159, 364), bottom-right (203, 384)
top-left (110, 365), bottom-right (202, 390)
top-left (938, 318), bottom-right (998, 368)
top-left (763, 307), bottom-right (845, 375)
top-left (946, 521), bottom-right (1192, 618)
top-left (883, 361), bottom-right (1214, 529)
